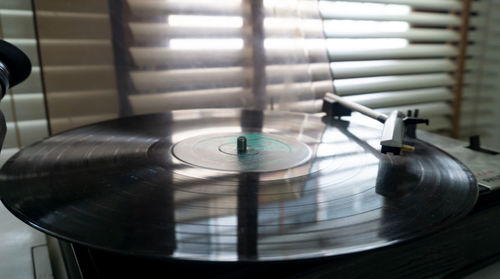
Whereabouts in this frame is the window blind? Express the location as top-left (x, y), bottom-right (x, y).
top-left (0, 0), bottom-right (48, 165)
top-left (33, 0), bottom-right (120, 134)
top-left (5, 0), bottom-right (497, 151)
top-left (319, 0), bottom-right (466, 132)
top-left (123, 0), bottom-right (333, 114)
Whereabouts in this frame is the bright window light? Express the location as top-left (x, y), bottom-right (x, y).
top-left (168, 15), bottom-right (243, 28)
top-left (324, 20), bottom-right (409, 33)
top-left (320, 2), bottom-right (410, 51)
top-left (320, 1), bottom-right (410, 15)
top-left (170, 39), bottom-right (244, 50)
top-left (327, 38), bottom-right (408, 50)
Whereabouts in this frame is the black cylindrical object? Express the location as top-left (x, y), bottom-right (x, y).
top-left (0, 40), bottom-right (32, 99)
top-left (237, 136), bottom-right (247, 154)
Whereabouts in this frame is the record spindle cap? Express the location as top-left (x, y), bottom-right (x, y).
top-left (237, 136), bottom-right (247, 154)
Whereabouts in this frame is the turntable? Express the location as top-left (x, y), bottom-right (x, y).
top-left (1, 4), bottom-right (500, 277)
top-left (1, 91), bottom-right (499, 278)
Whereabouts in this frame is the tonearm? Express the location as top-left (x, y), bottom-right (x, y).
top-left (322, 92), bottom-right (429, 155)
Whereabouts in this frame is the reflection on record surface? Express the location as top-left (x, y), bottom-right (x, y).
top-left (0, 109), bottom-right (477, 261)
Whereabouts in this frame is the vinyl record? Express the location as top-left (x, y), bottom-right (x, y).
top-left (0, 109), bottom-right (477, 261)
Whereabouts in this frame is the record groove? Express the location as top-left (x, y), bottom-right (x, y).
top-left (0, 109), bottom-right (477, 261)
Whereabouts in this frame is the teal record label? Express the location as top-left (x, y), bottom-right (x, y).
top-left (171, 132), bottom-right (312, 172)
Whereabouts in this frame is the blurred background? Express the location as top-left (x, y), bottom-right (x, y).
top-left (0, 0), bottom-right (498, 166)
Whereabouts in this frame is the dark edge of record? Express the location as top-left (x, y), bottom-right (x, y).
top-left (0, 119), bottom-right (479, 264)
top-left (413, 137), bottom-right (479, 209)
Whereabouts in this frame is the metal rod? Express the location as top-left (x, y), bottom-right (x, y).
top-left (325, 92), bottom-right (388, 123)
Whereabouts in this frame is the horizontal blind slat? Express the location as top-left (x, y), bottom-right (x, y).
top-left (465, 58), bottom-right (499, 71)
top-left (130, 48), bottom-right (248, 68)
top-left (127, 0), bottom-right (245, 16)
top-left (461, 98), bottom-right (496, 113)
top-left (39, 39), bottom-right (113, 66)
top-left (323, 25), bottom-right (460, 42)
top-left (334, 73), bottom-right (455, 95)
top-left (130, 87), bottom-right (247, 114)
top-left (467, 46), bottom-right (500, 60)
top-left (131, 67), bottom-right (246, 92)
top-left (3, 120), bottom-right (49, 148)
top-left (0, 9), bottom-right (35, 38)
top-left (469, 17), bottom-right (500, 28)
top-left (319, 0), bottom-right (462, 11)
top-left (328, 44), bottom-right (458, 60)
top-left (130, 22), bottom-right (323, 41)
top-left (471, 1), bottom-right (500, 16)
top-left (342, 87), bottom-right (453, 107)
top-left (0, 0), bottom-right (31, 10)
top-left (35, 0), bottom-right (107, 13)
top-left (0, 98), bottom-right (12, 122)
top-left (127, 0), bottom-right (320, 18)
top-left (460, 112), bottom-right (495, 128)
top-left (320, 0), bottom-right (466, 133)
top-left (129, 47), bottom-right (328, 68)
top-left (129, 80), bottom-right (332, 114)
top-left (463, 86), bottom-right (499, 98)
top-left (36, 11), bottom-right (110, 39)
top-left (130, 23), bottom-right (245, 41)
top-left (375, 102), bottom-right (452, 117)
top-left (43, 65), bottom-right (116, 92)
top-left (331, 59), bottom-right (455, 78)
top-left (47, 90), bottom-right (119, 118)
top-left (11, 67), bottom-right (42, 94)
top-left (468, 30), bottom-right (500, 46)
top-left (3, 122), bottom-right (17, 148)
top-left (131, 64), bottom-right (331, 92)
top-left (17, 120), bottom-right (49, 146)
top-left (8, 94), bottom-right (46, 121)
top-left (465, 73), bottom-right (500, 83)
top-left (319, 3), bottom-right (461, 26)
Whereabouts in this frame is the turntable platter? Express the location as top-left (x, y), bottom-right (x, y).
top-left (0, 109), bottom-right (477, 261)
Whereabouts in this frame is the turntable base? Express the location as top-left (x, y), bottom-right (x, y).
top-left (53, 190), bottom-right (500, 279)
top-left (0, 109), bottom-right (477, 262)
top-left (0, 109), bottom-right (493, 278)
